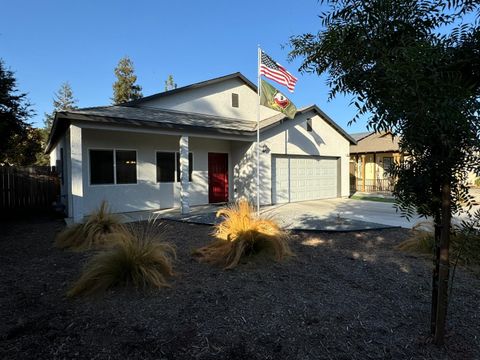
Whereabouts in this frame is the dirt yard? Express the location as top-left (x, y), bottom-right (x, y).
top-left (1, 216), bottom-right (479, 359)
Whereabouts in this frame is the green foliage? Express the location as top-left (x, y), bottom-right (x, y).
top-left (289, 1), bottom-right (480, 220)
top-left (164, 74), bottom-right (177, 91)
top-left (194, 200), bottom-right (292, 269)
top-left (475, 178), bottom-right (480, 187)
top-left (44, 82), bottom-right (78, 132)
top-left (68, 221), bottom-right (176, 297)
top-left (0, 58), bottom-right (35, 165)
top-left (112, 56), bottom-right (143, 104)
top-left (55, 201), bottom-right (123, 251)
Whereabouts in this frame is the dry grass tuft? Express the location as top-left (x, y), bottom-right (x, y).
top-left (68, 221), bottom-right (176, 297)
top-left (396, 227), bottom-right (480, 266)
top-left (395, 231), bottom-right (434, 254)
top-left (55, 201), bottom-right (124, 251)
top-left (194, 199), bottom-right (292, 269)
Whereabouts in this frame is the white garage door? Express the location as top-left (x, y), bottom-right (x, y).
top-left (272, 155), bottom-right (338, 204)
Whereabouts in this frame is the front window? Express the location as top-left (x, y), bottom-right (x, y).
top-left (89, 149), bottom-right (137, 185)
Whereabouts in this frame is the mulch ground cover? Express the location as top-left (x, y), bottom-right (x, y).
top-left (0, 215), bottom-right (479, 359)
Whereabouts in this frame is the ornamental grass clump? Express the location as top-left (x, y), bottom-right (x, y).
top-left (194, 199), bottom-right (292, 269)
top-left (55, 201), bottom-right (123, 251)
top-left (396, 221), bottom-right (480, 266)
top-left (68, 221), bottom-right (176, 297)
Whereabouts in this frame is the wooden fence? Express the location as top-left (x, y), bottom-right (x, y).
top-left (0, 166), bottom-right (60, 212)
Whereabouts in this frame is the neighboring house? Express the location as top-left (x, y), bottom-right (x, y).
top-left (349, 131), bottom-right (402, 193)
top-left (350, 131), bottom-right (478, 194)
top-left (46, 72), bottom-right (356, 222)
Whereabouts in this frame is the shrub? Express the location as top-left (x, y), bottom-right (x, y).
top-left (55, 201), bottom-right (123, 251)
top-left (194, 199), bottom-right (292, 269)
top-left (475, 177), bottom-right (480, 187)
top-left (68, 221), bottom-right (176, 297)
top-left (396, 224), bottom-right (480, 266)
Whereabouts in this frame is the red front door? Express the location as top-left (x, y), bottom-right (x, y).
top-left (208, 153), bottom-right (228, 203)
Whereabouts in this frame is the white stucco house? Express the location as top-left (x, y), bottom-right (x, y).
top-left (46, 73), bottom-right (356, 222)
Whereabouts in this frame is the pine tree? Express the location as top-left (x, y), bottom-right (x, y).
top-left (164, 74), bottom-right (177, 91)
top-left (112, 56), bottom-right (143, 104)
top-left (0, 58), bottom-right (36, 165)
top-left (44, 82), bottom-right (78, 132)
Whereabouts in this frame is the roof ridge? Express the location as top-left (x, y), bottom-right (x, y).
top-left (120, 72), bottom-right (257, 107)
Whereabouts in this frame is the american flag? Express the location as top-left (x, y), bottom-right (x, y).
top-left (260, 51), bottom-right (298, 92)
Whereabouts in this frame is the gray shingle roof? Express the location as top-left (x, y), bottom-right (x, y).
top-left (58, 105), bottom-right (259, 133)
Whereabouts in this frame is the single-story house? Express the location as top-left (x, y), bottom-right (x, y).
top-left (46, 72), bottom-right (356, 222)
top-left (349, 131), bottom-right (402, 193)
top-left (349, 131), bottom-right (478, 193)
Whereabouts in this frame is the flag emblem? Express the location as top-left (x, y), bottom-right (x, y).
top-left (274, 92), bottom-right (290, 109)
top-left (260, 51), bottom-right (298, 92)
top-left (260, 80), bottom-right (297, 119)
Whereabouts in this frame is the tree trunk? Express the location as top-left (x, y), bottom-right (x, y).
top-left (434, 183), bottom-right (451, 345)
top-left (430, 218), bottom-right (441, 335)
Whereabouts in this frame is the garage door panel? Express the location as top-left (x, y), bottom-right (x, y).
top-left (272, 155), bottom-right (338, 204)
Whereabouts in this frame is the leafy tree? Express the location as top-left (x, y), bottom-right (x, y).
top-left (0, 58), bottom-right (37, 165)
top-left (112, 56), bottom-right (143, 104)
top-left (44, 82), bottom-right (78, 132)
top-left (289, 0), bottom-right (480, 345)
top-left (164, 74), bottom-right (177, 91)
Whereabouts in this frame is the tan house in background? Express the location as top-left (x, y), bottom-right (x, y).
top-left (349, 132), bottom-right (402, 193)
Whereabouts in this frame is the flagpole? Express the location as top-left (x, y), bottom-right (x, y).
top-left (256, 45), bottom-right (261, 215)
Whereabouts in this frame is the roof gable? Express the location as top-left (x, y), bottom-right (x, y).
top-left (350, 131), bottom-right (399, 153)
top-left (122, 72), bottom-right (279, 121)
top-left (122, 72), bottom-right (257, 106)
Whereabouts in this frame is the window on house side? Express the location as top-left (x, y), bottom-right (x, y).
top-left (90, 150), bottom-right (114, 185)
top-left (156, 152), bottom-right (175, 183)
top-left (306, 118), bottom-right (313, 132)
top-left (232, 93), bottom-right (239, 108)
top-left (116, 150), bottom-right (137, 184)
top-left (176, 152), bottom-right (193, 182)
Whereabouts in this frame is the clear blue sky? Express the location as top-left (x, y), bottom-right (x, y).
top-left (1, 0), bottom-right (368, 133)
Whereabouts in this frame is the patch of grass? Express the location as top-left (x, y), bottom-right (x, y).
top-left (68, 221), bottom-right (176, 297)
top-left (55, 201), bottom-right (123, 251)
top-left (350, 195), bottom-right (395, 203)
top-left (194, 199), bottom-right (292, 269)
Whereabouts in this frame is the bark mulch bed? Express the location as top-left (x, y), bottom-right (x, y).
top-left (0, 216), bottom-right (479, 359)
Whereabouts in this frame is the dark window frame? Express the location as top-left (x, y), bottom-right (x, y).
top-left (115, 150), bottom-right (137, 184)
top-left (156, 151), bottom-right (176, 183)
top-left (89, 148), bottom-right (138, 186)
top-left (232, 93), bottom-right (239, 108)
top-left (156, 151), bottom-right (194, 183)
top-left (306, 118), bottom-right (313, 132)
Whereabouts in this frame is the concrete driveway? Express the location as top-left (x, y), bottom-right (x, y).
top-left (121, 194), bottom-right (480, 231)
top-left (262, 198), bottom-right (415, 229)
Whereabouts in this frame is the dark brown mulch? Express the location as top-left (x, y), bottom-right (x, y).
top-left (0, 216), bottom-right (479, 360)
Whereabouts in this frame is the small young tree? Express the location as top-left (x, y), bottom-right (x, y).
top-left (0, 59), bottom-right (36, 165)
top-left (164, 74), bottom-right (177, 91)
top-left (112, 56), bottom-right (143, 104)
top-left (289, 0), bottom-right (480, 345)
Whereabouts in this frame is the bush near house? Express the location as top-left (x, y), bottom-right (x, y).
top-left (194, 199), bottom-right (292, 269)
top-left (68, 221), bottom-right (176, 297)
top-left (55, 201), bottom-right (123, 251)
